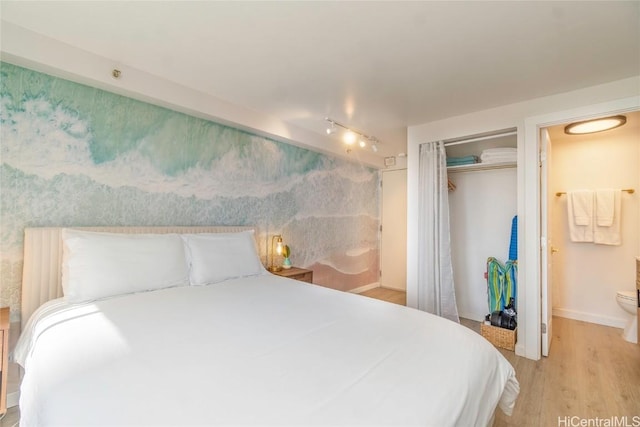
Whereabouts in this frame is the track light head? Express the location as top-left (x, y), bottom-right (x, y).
top-left (343, 130), bottom-right (357, 145)
top-left (326, 121), bottom-right (336, 135)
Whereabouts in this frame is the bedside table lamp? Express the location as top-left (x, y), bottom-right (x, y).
top-left (268, 234), bottom-right (284, 272)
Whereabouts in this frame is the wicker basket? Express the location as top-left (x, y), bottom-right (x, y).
top-left (480, 323), bottom-right (517, 351)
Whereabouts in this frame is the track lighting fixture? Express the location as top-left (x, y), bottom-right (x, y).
top-left (324, 118), bottom-right (381, 153)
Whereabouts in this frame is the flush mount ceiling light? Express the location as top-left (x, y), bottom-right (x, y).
top-left (325, 118), bottom-right (381, 153)
top-left (564, 115), bottom-right (627, 135)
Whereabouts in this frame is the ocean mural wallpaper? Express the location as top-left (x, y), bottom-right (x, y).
top-left (0, 63), bottom-right (380, 323)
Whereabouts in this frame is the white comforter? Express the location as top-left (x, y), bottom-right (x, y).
top-left (15, 274), bottom-right (519, 426)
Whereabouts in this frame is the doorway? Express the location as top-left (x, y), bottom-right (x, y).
top-left (541, 111), bottom-right (640, 355)
top-left (538, 109), bottom-right (640, 357)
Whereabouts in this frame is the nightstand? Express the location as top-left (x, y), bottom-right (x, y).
top-left (272, 267), bottom-right (313, 283)
top-left (0, 307), bottom-right (8, 416)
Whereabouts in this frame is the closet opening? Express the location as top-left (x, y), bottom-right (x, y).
top-left (444, 128), bottom-right (518, 325)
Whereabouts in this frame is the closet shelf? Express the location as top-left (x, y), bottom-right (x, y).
top-left (447, 161), bottom-right (516, 173)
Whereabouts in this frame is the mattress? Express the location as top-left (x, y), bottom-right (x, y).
top-left (14, 274), bottom-right (519, 426)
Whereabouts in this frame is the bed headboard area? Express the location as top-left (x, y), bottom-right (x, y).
top-left (21, 226), bottom-right (257, 329)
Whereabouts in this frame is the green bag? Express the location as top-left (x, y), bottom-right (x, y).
top-left (486, 257), bottom-right (504, 312)
top-left (504, 260), bottom-right (517, 311)
top-left (486, 257), bottom-right (518, 312)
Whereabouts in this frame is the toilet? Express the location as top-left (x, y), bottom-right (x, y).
top-left (616, 290), bottom-right (638, 343)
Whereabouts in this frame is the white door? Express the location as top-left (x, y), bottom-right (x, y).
top-left (380, 169), bottom-right (407, 291)
top-left (540, 129), bottom-right (554, 356)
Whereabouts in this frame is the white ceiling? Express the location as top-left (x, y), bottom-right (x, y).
top-left (1, 1), bottom-right (639, 163)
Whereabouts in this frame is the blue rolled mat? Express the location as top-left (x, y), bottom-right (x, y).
top-left (508, 215), bottom-right (518, 261)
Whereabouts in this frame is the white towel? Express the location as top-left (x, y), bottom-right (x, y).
top-left (569, 190), bottom-right (593, 226)
top-left (594, 189), bottom-right (622, 245)
top-left (480, 154), bottom-right (518, 164)
top-left (480, 148), bottom-right (517, 164)
top-left (595, 189), bottom-right (615, 226)
top-left (567, 190), bottom-right (593, 242)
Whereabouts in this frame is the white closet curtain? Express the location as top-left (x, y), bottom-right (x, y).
top-left (418, 141), bottom-right (459, 323)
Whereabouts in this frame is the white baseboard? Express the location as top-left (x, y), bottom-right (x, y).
top-left (552, 307), bottom-right (626, 329)
top-left (348, 282), bottom-right (380, 294)
top-left (515, 342), bottom-right (526, 358)
top-left (380, 285), bottom-right (406, 292)
top-left (7, 390), bottom-right (19, 408)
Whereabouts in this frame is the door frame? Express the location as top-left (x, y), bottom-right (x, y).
top-left (539, 128), bottom-right (553, 357)
top-left (522, 96), bottom-right (639, 360)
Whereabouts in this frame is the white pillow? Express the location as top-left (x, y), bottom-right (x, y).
top-left (182, 231), bottom-right (264, 286)
top-left (62, 229), bottom-right (190, 302)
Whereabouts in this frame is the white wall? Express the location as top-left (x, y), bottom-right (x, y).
top-left (449, 168), bottom-right (517, 321)
top-left (550, 119), bottom-right (640, 327)
top-left (407, 76), bottom-right (640, 359)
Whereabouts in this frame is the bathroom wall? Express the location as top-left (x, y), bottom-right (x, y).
top-left (0, 62), bottom-right (380, 323)
top-left (549, 112), bottom-right (640, 327)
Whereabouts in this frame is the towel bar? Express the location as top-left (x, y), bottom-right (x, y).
top-left (555, 189), bottom-right (635, 197)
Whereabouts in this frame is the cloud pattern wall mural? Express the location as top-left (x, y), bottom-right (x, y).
top-left (0, 63), bottom-right (380, 322)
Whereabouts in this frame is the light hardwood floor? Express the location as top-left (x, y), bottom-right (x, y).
top-left (491, 317), bottom-right (640, 426)
top-left (0, 406), bottom-right (18, 427)
top-left (359, 286), bottom-right (407, 306)
top-left (358, 287), bottom-right (640, 426)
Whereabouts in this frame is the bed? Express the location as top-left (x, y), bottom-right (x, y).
top-left (13, 226), bottom-right (519, 426)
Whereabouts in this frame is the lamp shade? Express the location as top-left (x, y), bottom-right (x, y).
top-left (268, 234), bottom-right (284, 272)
